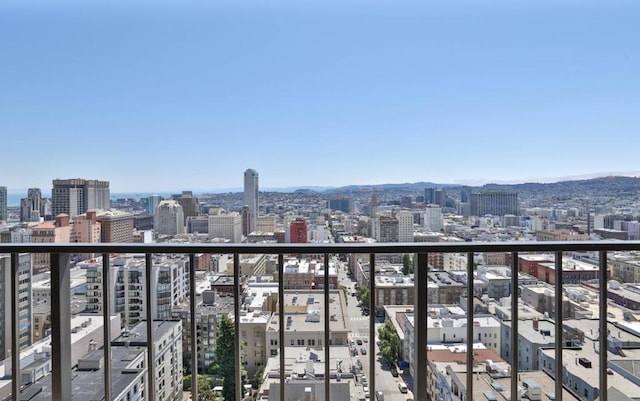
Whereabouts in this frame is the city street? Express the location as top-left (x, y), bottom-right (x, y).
top-left (337, 259), bottom-right (413, 401)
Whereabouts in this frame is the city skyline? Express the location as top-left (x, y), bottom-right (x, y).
top-left (1, 1), bottom-right (638, 192)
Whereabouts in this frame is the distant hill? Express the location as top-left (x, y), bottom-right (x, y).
top-left (319, 176), bottom-right (640, 198)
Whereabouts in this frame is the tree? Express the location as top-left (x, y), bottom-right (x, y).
top-left (214, 315), bottom-right (238, 401)
top-left (402, 254), bottom-right (413, 275)
top-left (183, 374), bottom-right (218, 401)
top-left (378, 320), bottom-right (399, 364)
top-left (359, 286), bottom-right (370, 307)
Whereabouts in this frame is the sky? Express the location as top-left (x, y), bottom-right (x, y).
top-left (1, 0), bottom-right (639, 193)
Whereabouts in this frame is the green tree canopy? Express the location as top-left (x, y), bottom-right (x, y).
top-left (216, 315), bottom-right (237, 401)
top-left (402, 254), bottom-right (413, 275)
top-left (359, 286), bottom-right (370, 306)
top-left (378, 320), bottom-right (399, 364)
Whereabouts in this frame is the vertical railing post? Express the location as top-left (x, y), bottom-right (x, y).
top-left (414, 253), bottom-right (428, 401)
top-left (466, 252), bottom-right (474, 401)
top-left (599, 251), bottom-right (608, 401)
top-left (278, 254), bottom-right (285, 401)
top-left (10, 253), bottom-right (21, 399)
top-left (234, 253), bottom-right (242, 401)
top-left (189, 253), bottom-right (198, 401)
top-left (510, 252), bottom-right (519, 400)
top-left (324, 254), bottom-right (331, 401)
top-left (368, 253), bottom-right (376, 397)
top-left (51, 252), bottom-right (72, 401)
top-left (555, 251), bottom-right (563, 401)
top-left (102, 254), bottom-right (112, 401)
top-left (145, 253), bottom-right (156, 401)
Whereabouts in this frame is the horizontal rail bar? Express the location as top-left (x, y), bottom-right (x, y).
top-left (2, 240), bottom-right (640, 255)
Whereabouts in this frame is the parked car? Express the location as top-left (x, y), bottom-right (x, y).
top-left (398, 382), bottom-right (408, 393)
top-left (361, 347), bottom-right (367, 355)
top-left (376, 390), bottom-right (385, 401)
top-left (356, 338), bottom-right (363, 345)
top-left (390, 365), bottom-right (399, 377)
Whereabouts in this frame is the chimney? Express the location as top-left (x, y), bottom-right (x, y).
top-left (533, 319), bottom-right (539, 331)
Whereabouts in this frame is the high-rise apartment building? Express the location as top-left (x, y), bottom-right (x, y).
top-left (85, 254), bottom-right (189, 326)
top-left (396, 209), bottom-right (414, 242)
top-left (51, 178), bottom-right (110, 217)
top-left (243, 169), bottom-right (259, 233)
top-left (470, 191), bottom-right (519, 217)
top-left (0, 253), bottom-right (33, 359)
top-left (376, 216), bottom-right (399, 243)
top-left (0, 186), bottom-right (7, 223)
top-left (154, 200), bottom-right (185, 236)
top-left (289, 217), bottom-right (308, 243)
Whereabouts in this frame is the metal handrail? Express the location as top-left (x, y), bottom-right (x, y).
top-left (1, 240), bottom-right (637, 401)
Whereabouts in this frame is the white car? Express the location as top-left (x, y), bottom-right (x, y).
top-left (363, 387), bottom-right (370, 398)
top-left (398, 382), bottom-right (408, 393)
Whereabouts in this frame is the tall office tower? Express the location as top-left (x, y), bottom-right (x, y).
top-left (289, 217), bottom-right (308, 243)
top-left (328, 197), bottom-right (351, 213)
top-left (208, 209), bottom-right (242, 243)
top-left (425, 187), bottom-right (436, 205)
top-left (435, 188), bottom-right (446, 207)
top-left (177, 191), bottom-right (199, 225)
top-left (145, 194), bottom-right (162, 215)
top-left (460, 186), bottom-right (472, 203)
top-left (0, 253), bottom-right (33, 358)
top-left (154, 200), bottom-right (185, 236)
top-left (424, 204), bottom-right (444, 232)
top-left (243, 169), bottom-right (259, 233)
top-left (20, 187), bottom-right (44, 222)
top-left (0, 186), bottom-right (7, 223)
top-left (51, 178), bottom-right (110, 217)
top-left (370, 191), bottom-right (378, 217)
top-left (470, 191), bottom-right (519, 217)
top-left (396, 209), bottom-right (414, 242)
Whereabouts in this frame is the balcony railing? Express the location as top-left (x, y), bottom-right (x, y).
top-left (2, 240), bottom-right (640, 401)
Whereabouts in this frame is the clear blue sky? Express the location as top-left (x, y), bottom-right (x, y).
top-left (1, 0), bottom-right (638, 193)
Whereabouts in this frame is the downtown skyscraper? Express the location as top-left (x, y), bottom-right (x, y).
top-left (243, 168), bottom-right (259, 234)
top-left (51, 178), bottom-right (110, 217)
top-left (0, 186), bottom-right (6, 223)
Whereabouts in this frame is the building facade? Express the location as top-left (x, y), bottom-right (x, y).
top-left (155, 200), bottom-right (185, 236)
top-left (244, 168), bottom-right (259, 233)
top-left (51, 178), bottom-right (110, 217)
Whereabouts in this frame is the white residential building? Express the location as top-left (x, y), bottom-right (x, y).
top-left (85, 254), bottom-right (189, 327)
top-left (397, 209), bottom-right (414, 242)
